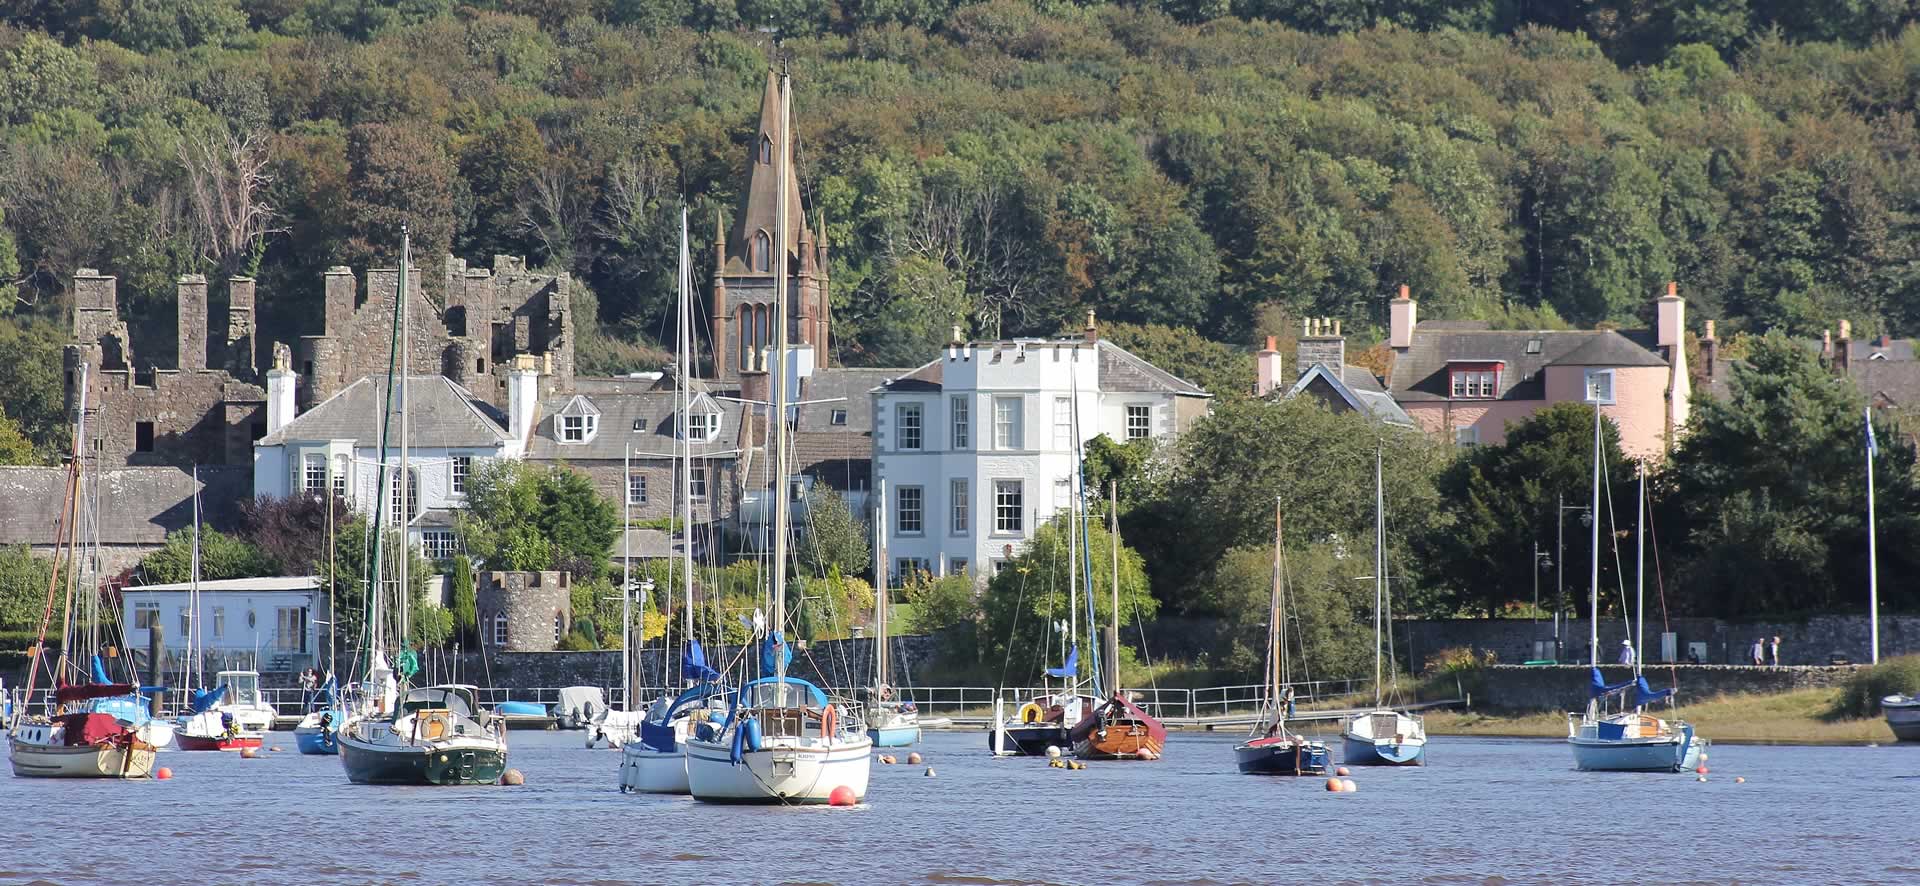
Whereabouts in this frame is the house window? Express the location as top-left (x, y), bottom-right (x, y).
top-left (830, 409), bottom-right (847, 426)
top-left (994, 396), bottom-right (1023, 450)
top-left (1052, 397), bottom-right (1073, 449)
top-left (759, 135), bottom-right (772, 165)
top-left (897, 403), bottom-right (922, 451)
top-left (451, 456), bottom-right (471, 496)
top-left (628, 473), bottom-right (647, 505)
top-left (991, 558), bottom-right (1010, 576)
top-left (133, 603), bottom-right (159, 631)
top-left (684, 411), bottom-right (718, 441)
top-left (492, 612), bottom-right (508, 646)
top-left (790, 479), bottom-right (804, 502)
top-left (178, 607), bottom-right (191, 636)
top-left (561, 415), bottom-right (595, 442)
top-left (332, 455), bottom-right (349, 502)
top-left (1054, 476), bottom-right (1071, 510)
top-left (950, 478), bottom-right (969, 535)
top-left (950, 396), bottom-right (969, 449)
top-left (389, 467), bottom-right (418, 526)
top-left (1126, 405), bottom-right (1152, 441)
top-left (894, 558), bottom-right (930, 586)
top-left (897, 485), bottom-right (923, 534)
top-left (633, 418), bottom-right (646, 431)
top-left (211, 607), bottom-right (225, 641)
top-left (994, 479), bottom-right (1024, 534)
top-left (277, 607), bottom-right (306, 651)
top-left (1455, 427), bottom-right (1480, 448)
top-left (422, 530), bottom-right (458, 560)
top-left (303, 454), bottom-right (327, 496)
top-left (1450, 370), bottom-right (1497, 399)
top-left (135, 422), bottom-right (155, 452)
top-left (689, 467), bottom-right (708, 500)
top-left (948, 557), bottom-right (969, 576)
top-left (752, 231), bottom-right (771, 273)
top-left (1585, 369), bottom-right (1615, 405)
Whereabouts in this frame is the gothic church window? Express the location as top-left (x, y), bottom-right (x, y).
top-left (752, 231), bottom-right (771, 273)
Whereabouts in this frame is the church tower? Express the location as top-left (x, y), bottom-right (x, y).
top-left (711, 68), bottom-right (831, 383)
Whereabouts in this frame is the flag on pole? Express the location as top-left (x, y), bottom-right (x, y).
top-left (1866, 406), bottom-right (1879, 457)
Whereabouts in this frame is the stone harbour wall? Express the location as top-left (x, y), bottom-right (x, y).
top-left (421, 633), bottom-right (940, 695)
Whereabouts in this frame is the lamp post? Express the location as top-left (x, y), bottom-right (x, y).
top-left (1555, 494), bottom-right (1593, 662)
top-left (1532, 545), bottom-right (1552, 660)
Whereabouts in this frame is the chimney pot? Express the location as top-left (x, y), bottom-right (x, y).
top-left (1397, 284), bottom-right (1410, 300)
top-left (1840, 319), bottom-right (1853, 341)
top-left (1667, 281), bottom-right (1677, 298)
top-left (1264, 335), bottom-right (1277, 352)
top-left (1703, 319), bottom-right (1715, 340)
top-left (1084, 309), bottom-right (1097, 343)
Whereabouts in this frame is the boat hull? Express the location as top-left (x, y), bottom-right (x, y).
top-left (1234, 738), bottom-right (1330, 776)
top-left (985, 724), bottom-right (1068, 756)
top-left (1884, 698), bottom-right (1920, 742)
top-left (1342, 734), bottom-right (1426, 766)
top-left (338, 735), bottom-right (507, 785)
top-left (1568, 731), bottom-right (1704, 772)
top-left (175, 732), bottom-right (263, 752)
top-left (9, 738), bottom-right (157, 778)
top-left (619, 744), bottom-right (690, 794)
top-left (684, 737), bottom-right (873, 804)
top-left (868, 724), bottom-right (921, 747)
top-left (294, 727), bottom-right (338, 755)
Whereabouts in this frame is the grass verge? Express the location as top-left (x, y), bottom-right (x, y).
top-left (1425, 686), bottom-right (1898, 745)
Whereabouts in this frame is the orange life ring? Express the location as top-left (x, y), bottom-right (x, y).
top-left (821, 704), bottom-right (838, 738)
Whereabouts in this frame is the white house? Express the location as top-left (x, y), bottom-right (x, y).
top-left (120, 575), bottom-right (329, 673)
top-left (870, 327), bottom-right (1210, 582)
top-left (253, 358), bottom-right (542, 558)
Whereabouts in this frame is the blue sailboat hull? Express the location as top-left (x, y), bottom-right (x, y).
top-left (868, 725), bottom-right (921, 747)
top-left (1342, 735), bottom-right (1425, 766)
top-left (1569, 726), bottom-right (1703, 772)
top-left (1234, 739), bottom-right (1331, 775)
top-left (295, 729), bottom-right (338, 755)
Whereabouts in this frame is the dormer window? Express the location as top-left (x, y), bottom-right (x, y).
top-left (557, 396), bottom-right (601, 443)
top-left (683, 411), bottom-right (718, 442)
top-left (1447, 361), bottom-right (1503, 399)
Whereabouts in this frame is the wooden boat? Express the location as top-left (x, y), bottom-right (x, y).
top-left (9, 713), bottom-right (157, 778)
top-left (1233, 499), bottom-right (1330, 776)
top-left (1069, 693), bottom-right (1167, 760)
top-left (1235, 733), bottom-right (1330, 776)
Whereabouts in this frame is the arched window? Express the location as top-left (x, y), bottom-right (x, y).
top-left (554, 610), bottom-right (566, 643)
top-left (759, 135), bottom-right (772, 165)
top-left (752, 231), bottom-right (771, 273)
top-left (755, 306), bottom-right (770, 368)
top-left (491, 612), bottom-right (508, 646)
top-left (738, 305), bottom-right (753, 371)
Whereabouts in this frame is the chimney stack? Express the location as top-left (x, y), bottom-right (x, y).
top-left (226, 276), bottom-right (256, 377)
top-left (1701, 319), bottom-right (1717, 380)
top-left (507, 354), bottom-right (541, 454)
top-left (177, 274), bottom-right (208, 371)
top-left (1084, 309), bottom-right (1098, 343)
top-left (1296, 317), bottom-right (1346, 378)
top-left (1836, 319), bottom-right (1852, 375)
top-left (1389, 285), bottom-right (1417, 349)
top-left (1254, 336), bottom-right (1284, 397)
top-left (265, 345), bottom-right (297, 436)
top-left (1656, 281), bottom-right (1684, 350)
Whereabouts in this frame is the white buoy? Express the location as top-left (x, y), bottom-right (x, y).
top-left (1045, 745), bottom-right (1062, 759)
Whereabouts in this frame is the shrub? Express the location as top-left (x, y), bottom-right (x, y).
top-left (1426, 645), bottom-right (1498, 674)
top-left (1825, 655), bottom-right (1920, 720)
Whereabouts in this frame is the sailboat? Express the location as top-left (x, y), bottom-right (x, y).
top-left (170, 468), bottom-right (267, 752)
top-left (296, 507), bottom-right (344, 754)
top-left (617, 207), bottom-right (732, 792)
top-left (1068, 484), bottom-right (1166, 761)
top-left (683, 64), bottom-right (874, 803)
top-left (1341, 448), bottom-right (1427, 766)
top-left (1566, 412), bottom-right (1706, 772)
top-left (8, 362), bottom-right (161, 778)
top-left (336, 227), bottom-right (509, 785)
top-left (1235, 499), bottom-right (1331, 776)
top-left (866, 479), bottom-right (920, 747)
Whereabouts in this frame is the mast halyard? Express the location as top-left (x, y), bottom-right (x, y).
top-left (1634, 461), bottom-right (1645, 681)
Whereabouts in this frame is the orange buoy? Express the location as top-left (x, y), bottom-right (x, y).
top-left (502, 769), bottom-right (526, 785)
top-left (1735, 777), bottom-right (1745, 784)
top-left (1695, 765), bottom-right (1708, 775)
top-left (240, 747), bottom-right (258, 759)
top-left (269, 746), bottom-right (283, 752)
top-left (155, 767), bottom-right (173, 780)
top-left (1325, 778), bottom-right (1342, 792)
top-left (1342, 778), bottom-right (1358, 793)
top-left (828, 785), bottom-right (857, 806)
top-left (907, 752), bottom-right (923, 765)
top-left (1335, 766), bottom-right (1351, 777)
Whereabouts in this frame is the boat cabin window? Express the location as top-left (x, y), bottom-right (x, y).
top-left (739, 681), bottom-right (821, 709)
top-left (401, 687), bottom-right (475, 718)
top-left (218, 673), bottom-right (261, 705)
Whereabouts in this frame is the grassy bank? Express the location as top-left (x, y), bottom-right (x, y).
top-left (1425, 687), bottom-right (1898, 745)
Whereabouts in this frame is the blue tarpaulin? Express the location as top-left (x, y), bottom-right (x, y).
top-left (189, 685), bottom-right (228, 713)
top-left (1589, 668), bottom-right (1635, 698)
top-left (682, 641), bottom-right (720, 683)
top-left (90, 655), bottom-right (110, 685)
top-left (759, 632), bottom-right (790, 675)
top-left (1633, 676), bottom-right (1675, 706)
top-left (1045, 647), bottom-right (1078, 680)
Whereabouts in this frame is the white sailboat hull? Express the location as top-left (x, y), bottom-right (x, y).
top-left (620, 743), bottom-right (690, 794)
top-left (1568, 716), bottom-right (1704, 772)
top-left (8, 725), bottom-right (157, 779)
top-left (684, 735), bottom-right (872, 804)
top-left (1883, 695), bottom-right (1920, 742)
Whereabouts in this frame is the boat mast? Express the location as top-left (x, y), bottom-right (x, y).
top-left (397, 227), bottom-right (411, 659)
top-left (1586, 389), bottom-right (1602, 717)
top-left (1270, 499), bottom-right (1284, 722)
top-left (678, 204), bottom-right (696, 674)
top-left (1374, 445), bottom-right (1384, 709)
top-left (1634, 461), bottom-right (1645, 680)
top-left (1108, 480), bottom-right (1120, 693)
top-left (191, 464), bottom-right (202, 689)
top-left (770, 62), bottom-right (791, 688)
top-left (875, 479), bottom-right (888, 692)
top-left (622, 443), bottom-right (632, 707)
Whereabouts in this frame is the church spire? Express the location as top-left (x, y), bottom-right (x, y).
top-left (725, 67), bottom-right (809, 276)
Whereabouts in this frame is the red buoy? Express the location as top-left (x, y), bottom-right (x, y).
top-left (1335, 766), bottom-right (1351, 777)
top-left (1695, 765), bottom-right (1708, 775)
top-left (155, 767), bottom-right (173, 780)
top-left (828, 785), bottom-right (857, 806)
top-left (1325, 778), bottom-right (1342, 792)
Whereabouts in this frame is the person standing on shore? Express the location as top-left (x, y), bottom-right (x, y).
top-left (1619, 639), bottom-right (1635, 666)
top-left (1750, 638), bottom-right (1764, 665)
top-left (1769, 635), bottom-right (1782, 667)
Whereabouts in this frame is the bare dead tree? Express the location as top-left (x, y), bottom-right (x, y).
top-left (179, 130), bottom-right (280, 278)
top-left (520, 158), bottom-right (595, 269)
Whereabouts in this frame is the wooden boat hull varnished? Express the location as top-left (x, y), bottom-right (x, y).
top-left (1068, 694), bottom-right (1168, 760)
top-left (9, 739), bottom-right (157, 778)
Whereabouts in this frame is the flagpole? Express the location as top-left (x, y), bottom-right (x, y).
top-left (1867, 407), bottom-right (1880, 664)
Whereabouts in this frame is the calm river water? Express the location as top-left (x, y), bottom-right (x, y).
top-left (1, 730), bottom-right (1913, 885)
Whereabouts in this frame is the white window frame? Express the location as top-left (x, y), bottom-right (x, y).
top-left (422, 530), bottom-right (458, 560)
top-left (950, 477), bottom-right (969, 536)
top-left (451, 455), bottom-right (472, 497)
top-left (948, 557), bottom-right (969, 576)
top-left (897, 403), bottom-right (923, 451)
top-left (561, 414), bottom-right (596, 442)
top-left (1585, 369), bottom-right (1616, 405)
top-left (993, 479), bottom-right (1024, 535)
top-left (1450, 369), bottom-right (1498, 399)
top-left (994, 396), bottom-right (1023, 450)
top-left (830, 409), bottom-right (848, 426)
top-left (303, 454), bottom-right (327, 496)
top-left (1126, 404), bottom-right (1152, 441)
top-left (134, 603), bottom-right (160, 631)
top-left (1455, 426), bottom-right (1480, 448)
top-left (389, 467), bottom-right (418, 527)
top-left (332, 454), bottom-right (349, 503)
top-left (211, 606), bottom-right (225, 641)
top-left (950, 396), bottom-right (969, 450)
top-left (492, 612), bottom-right (508, 646)
top-left (689, 467), bottom-right (708, 501)
top-left (897, 485), bottom-right (924, 535)
top-left (628, 473), bottom-right (647, 505)
top-left (683, 411), bottom-right (719, 442)
top-left (894, 557), bottom-right (931, 586)
top-left (1052, 397), bottom-right (1073, 450)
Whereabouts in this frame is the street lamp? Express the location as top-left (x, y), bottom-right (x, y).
top-left (1555, 494), bottom-right (1593, 662)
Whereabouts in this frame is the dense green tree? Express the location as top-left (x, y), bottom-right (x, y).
top-left (345, 121), bottom-right (458, 263)
top-left (449, 553), bottom-right (477, 646)
top-left (977, 511), bottom-right (1157, 685)
top-left (0, 413), bottom-right (35, 465)
top-left (0, 544), bottom-right (55, 632)
top-left (797, 486), bottom-right (871, 580)
top-left (457, 460), bottom-right (618, 579)
top-left (137, 528), bottom-right (276, 584)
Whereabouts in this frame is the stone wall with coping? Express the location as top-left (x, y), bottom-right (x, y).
top-left (1475, 664), bottom-right (1857, 713)
top-left (426, 633), bottom-right (940, 695)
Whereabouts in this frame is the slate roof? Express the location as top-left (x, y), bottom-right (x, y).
top-left (123, 576), bottom-right (320, 593)
top-left (525, 372), bottom-right (746, 463)
top-left (260, 376), bottom-right (508, 447)
top-left (1282, 364), bottom-right (1413, 426)
top-left (0, 465), bottom-right (249, 547)
top-left (1390, 330), bottom-right (1667, 402)
top-left (873, 340), bottom-right (1209, 397)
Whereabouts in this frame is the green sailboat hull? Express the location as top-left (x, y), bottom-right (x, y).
top-left (339, 739), bottom-right (506, 785)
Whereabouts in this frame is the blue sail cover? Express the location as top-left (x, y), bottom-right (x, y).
top-left (189, 685), bottom-right (229, 713)
top-left (1589, 668), bottom-right (1636, 698)
top-left (759, 632), bottom-right (790, 675)
top-left (1634, 676), bottom-right (1676, 706)
top-left (90, 655), bottom-right (111, 685)
top-left (682, 640), bottom-right (720, 683)
top-left (1045, 647), bottom-right (1079, 679)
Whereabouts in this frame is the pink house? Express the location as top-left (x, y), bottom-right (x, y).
top-left (1384, 284), bottom-right (1691, 460)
